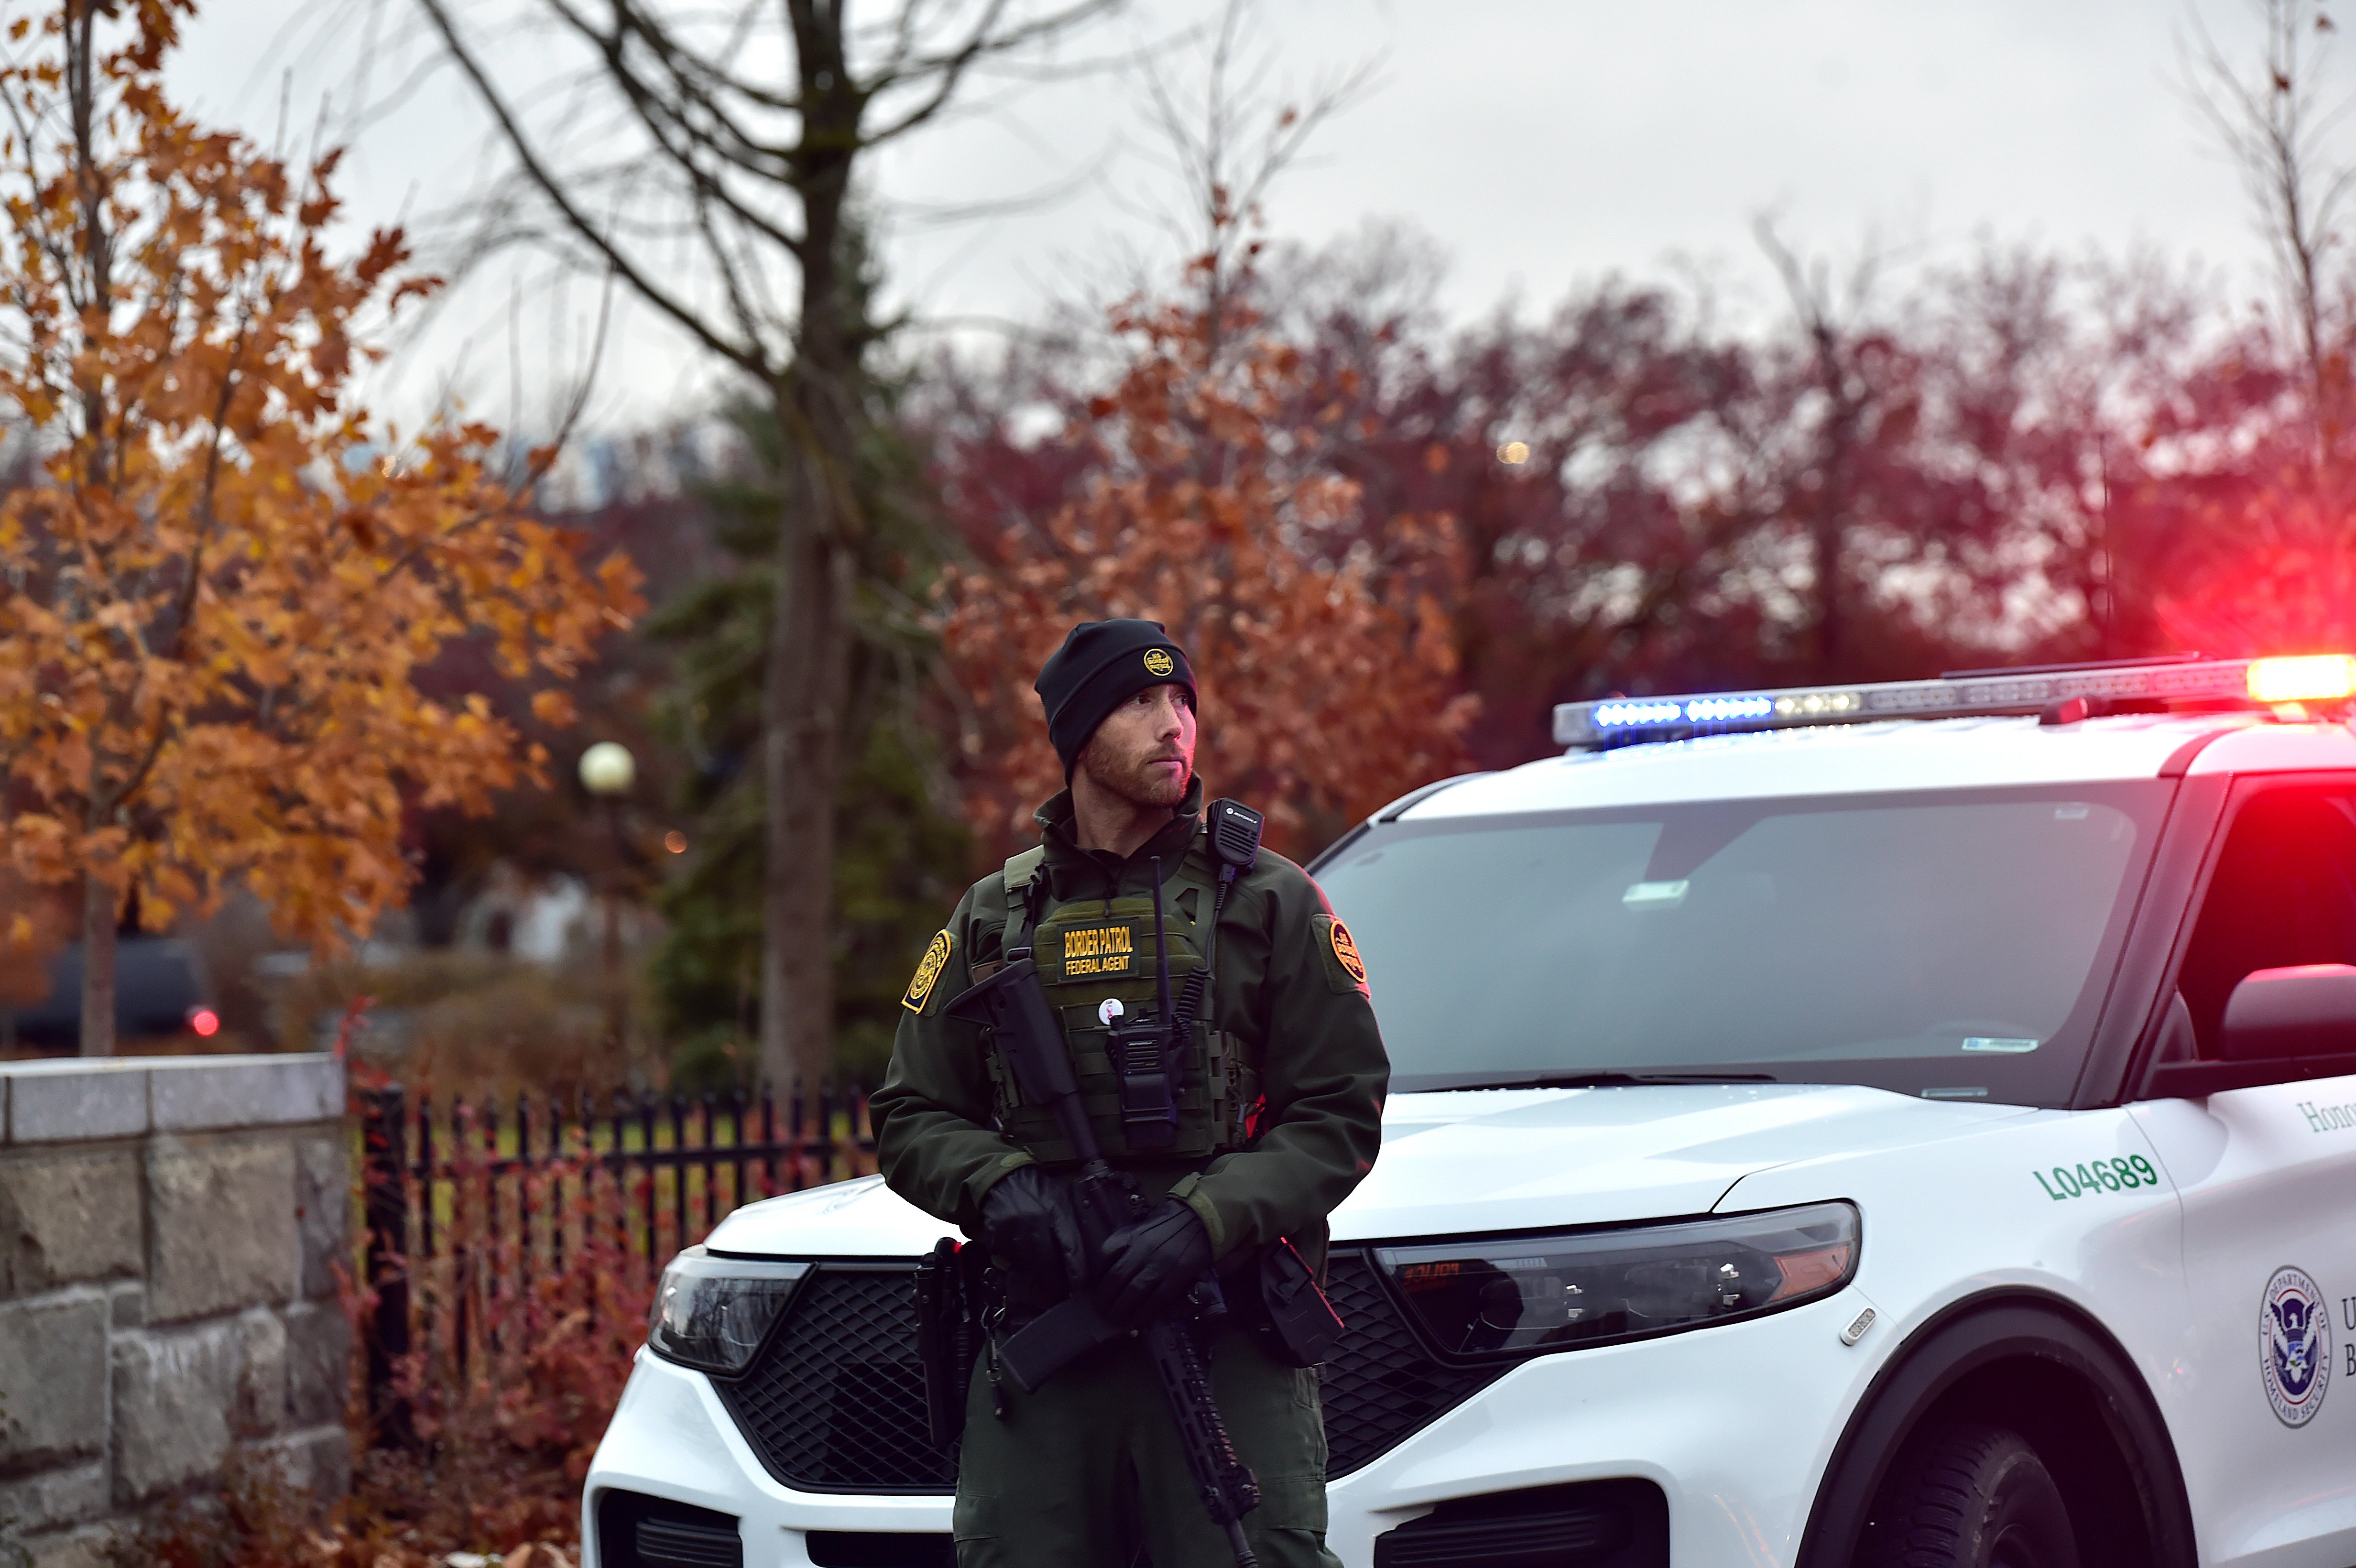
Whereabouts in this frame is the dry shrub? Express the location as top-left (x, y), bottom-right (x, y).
top-left (117, 1470), bottom-right (581, 1568)
top-left (403, 1137), bottom-right (651, 1473)
top-left (272, 951), bottom-right (652, 1100)
top-left (104, 1448), bottom-right (408, 1568)
top-left (354, 1130), bottom-right (653, 1558)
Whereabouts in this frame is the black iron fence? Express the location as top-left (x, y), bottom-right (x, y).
top-left (355, 1083), bottom-right (876, 1442)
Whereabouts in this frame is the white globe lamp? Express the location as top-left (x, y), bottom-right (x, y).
top-left (579, 741), bottom-right (636, 796)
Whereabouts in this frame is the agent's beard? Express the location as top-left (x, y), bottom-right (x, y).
top-left (1077, 728), bottom-right (1193, 811)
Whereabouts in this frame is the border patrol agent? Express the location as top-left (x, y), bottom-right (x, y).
top-left (873, 619), bottom-right (1389, 1568)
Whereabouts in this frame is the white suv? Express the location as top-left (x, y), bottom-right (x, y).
top-left (585, 655), bottom-right (2356, 1568)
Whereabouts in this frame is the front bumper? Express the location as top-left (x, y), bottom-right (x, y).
top-left (587, 1347), bottom-right (950, 1563)
top-left (585, 1283), bottom-right (1873, 1567)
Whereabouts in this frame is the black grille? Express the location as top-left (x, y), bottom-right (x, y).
top-left (1373, 1479), bottom-right (1668, 1568)
top-left (1320, 1251), bottom-right (1510, 1478)
top-left (806, 1533), bottom-right (956, 1568)
top-left (715, 1268), bottom-right (958, 1492)
top-left (592, 1490), bottom-right (743, 1568)
top-left (713, 1252), bottom-right (1506, 1493)
top-left (638, 1520), bottom-right (742, 1568)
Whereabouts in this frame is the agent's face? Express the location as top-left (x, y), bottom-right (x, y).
top-left (1077, 684), bottom-right (1197, 809)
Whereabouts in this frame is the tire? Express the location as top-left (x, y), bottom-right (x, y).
top-left (1859, 1421), bottom-right (2082, 1568)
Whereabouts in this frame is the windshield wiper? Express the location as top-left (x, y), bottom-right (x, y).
top-left (1428, 1069), bottom-right (1780, 1092)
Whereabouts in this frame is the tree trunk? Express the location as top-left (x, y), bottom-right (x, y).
top-left (757, 30), bottom-right (862, 1098)
top-left (1810, 337), bottom-right (1852, 683)
top-left (1813, 507), bottom-right (1843, 679)
top-left (78, 874), bottom-right (116, 1057)
top-left (759, 411), bottom-right (853, 1096)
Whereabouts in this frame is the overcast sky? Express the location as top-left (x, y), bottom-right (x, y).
top-left (169, 0), bottom-right (2302, 433)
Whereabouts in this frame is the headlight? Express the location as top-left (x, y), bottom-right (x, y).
top-left (1374, 1200), bottom-right (1859, 1359)
top-left (646, 1246), bottom-right (809, 1374)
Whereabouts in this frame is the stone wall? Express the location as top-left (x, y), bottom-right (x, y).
top-left (0, 1055), bottom-right (349, 1567)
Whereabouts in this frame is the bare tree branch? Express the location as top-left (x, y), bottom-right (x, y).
top-left (404, 0), bottom-right (1133, 1092)
top-left (2183, 0), bottom-right (2356, 474)
top-left (415, 0), bottom-right (779, 378)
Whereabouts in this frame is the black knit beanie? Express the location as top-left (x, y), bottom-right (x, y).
top-left (1034, 619), bottom-right (1198, 775)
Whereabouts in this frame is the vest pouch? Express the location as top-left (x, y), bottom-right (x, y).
top-left (1206, 1029), bottom-right (1263, 1148)
top-left (1250, 1239), bottom-right (1346, 1368)
top-left (1105, 1011), bottom-right (1180, 1150)
top-left (994, 1016), bottom-right (1226, 1162)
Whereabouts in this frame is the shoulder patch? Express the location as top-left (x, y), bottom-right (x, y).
top-left (903, 929), bottom-right (955, 1013)
top-left (1329, 919), bottom-right (1367, 985)
top-left (1311, 912), bottom-right (1370, 995)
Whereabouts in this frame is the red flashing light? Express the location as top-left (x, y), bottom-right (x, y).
top-left (188, 1007), bottom-right (220, 1038)
top-left (2247, 654), bottom-right (2356, 704)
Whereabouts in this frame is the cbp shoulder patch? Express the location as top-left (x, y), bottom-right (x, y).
top-left (1329, 919), bottom-right (1367, 985)
top-left (903, 930), bottom-right (954, 1013)
top-left (1311, 912), bottom-right (1369, 995)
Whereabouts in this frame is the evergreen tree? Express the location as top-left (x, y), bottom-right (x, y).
top-left (649, 365), bottom-right (966, 1089)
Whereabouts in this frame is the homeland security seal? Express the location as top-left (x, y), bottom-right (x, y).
top-left (2260, 1265), bottom-right (2333, 1427)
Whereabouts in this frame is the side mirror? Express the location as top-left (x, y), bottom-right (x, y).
top-left (2218, 964), bottom-right (2356, 1061)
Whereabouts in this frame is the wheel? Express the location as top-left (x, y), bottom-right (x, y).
top-left (1859, 1421), bottom-right (2081, 1568)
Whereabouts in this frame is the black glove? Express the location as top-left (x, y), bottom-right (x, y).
top-left (978, 1165), bottom-right (1089, 1295)
top-left (1091, 1198), bottom-right (1213, 1327)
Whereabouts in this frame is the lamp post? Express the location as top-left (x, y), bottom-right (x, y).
top-left (579, 742), bottom-right (636, 1053)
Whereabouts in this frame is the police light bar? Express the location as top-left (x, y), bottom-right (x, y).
top-left (1553, 654), bottom-right (2356, 748)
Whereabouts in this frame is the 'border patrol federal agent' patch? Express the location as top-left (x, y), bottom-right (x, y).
top-left (903, 930), bottom-right (954, 1013)
top-left (1143, 647), bottom-right (1176, 677)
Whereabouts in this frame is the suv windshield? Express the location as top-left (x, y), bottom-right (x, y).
top-left (1317, 783), bottom-right (2170, 1104)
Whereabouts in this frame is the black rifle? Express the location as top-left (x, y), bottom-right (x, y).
top-left (945, 951), bottom-right (1264, 1568)
top-left (983, 803), bottom-right (1270, 1393)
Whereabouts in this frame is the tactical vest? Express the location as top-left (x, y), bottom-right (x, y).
top-left (981, 839), bottom-right (1260, 1165)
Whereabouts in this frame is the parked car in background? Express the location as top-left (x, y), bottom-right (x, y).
top-left (0, 937), bottom-right (216, 1050)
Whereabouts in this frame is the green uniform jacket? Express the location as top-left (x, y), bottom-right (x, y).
top-left (872, 782), bottom-right (1389, 1272)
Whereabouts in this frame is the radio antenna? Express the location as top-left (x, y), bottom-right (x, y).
top-left (1149, 857), bottom-right (1173, 1036)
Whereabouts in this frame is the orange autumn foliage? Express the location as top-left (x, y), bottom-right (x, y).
top-left (938, 278), bottom-right (1476, 862)
top-left (0, 868), bottom-right (68, 1005)
top-left (0, 1), bottom-right (640, 958)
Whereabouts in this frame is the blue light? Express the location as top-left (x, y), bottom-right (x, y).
top-left (1682, 695), bottom-right (1774, 722)
top-left (1593, 699), bottom-right (1684, 728)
